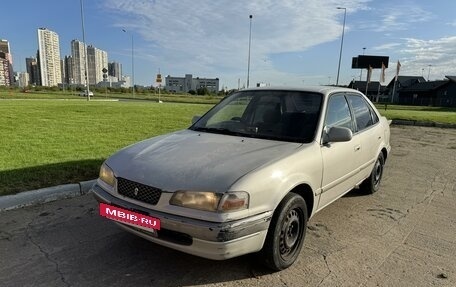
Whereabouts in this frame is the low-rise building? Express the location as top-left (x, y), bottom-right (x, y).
top-left (165, 74), bottom-right (219, 93)
top-left (385, 76), bottom-right (426, 103)
top-left (397, 76), bottom-right (456, 107)
top-left (348, 80), bottom-right (386, 101)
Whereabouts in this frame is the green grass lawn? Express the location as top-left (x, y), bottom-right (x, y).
top-left (0, 99), bottom-right (212, 195)
top-left (375, 104), bottom-right (456, 124)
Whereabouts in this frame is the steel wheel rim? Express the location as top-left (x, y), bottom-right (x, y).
top-left (279, 208), bottom-right (302, 259)
top-left (373, 158), bottom-right (383, 187)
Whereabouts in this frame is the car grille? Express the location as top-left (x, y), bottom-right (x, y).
top-left (117, 177), bottom-right (162, 205)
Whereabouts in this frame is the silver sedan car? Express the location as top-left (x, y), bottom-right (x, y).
top-left (92, 86), bottom-right (391, 270)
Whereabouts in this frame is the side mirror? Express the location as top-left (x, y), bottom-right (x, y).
top-left (192, 115), bottom-right (201, 124)
top-left (323, 126), bottom-right (352, 144)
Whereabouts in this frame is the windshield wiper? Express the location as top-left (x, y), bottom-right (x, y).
top-left (254, 133), bottom-right (307, 143)
top-left (192, 126), bottom-right (306, 142)
top-left (192, 126), bottom-right (246, 137)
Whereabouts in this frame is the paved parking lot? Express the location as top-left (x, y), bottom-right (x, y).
top-left (0, 125), bottom-right (455, 287)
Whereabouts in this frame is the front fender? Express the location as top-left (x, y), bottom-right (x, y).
top-left (229, 142), bottom-right (322, 219)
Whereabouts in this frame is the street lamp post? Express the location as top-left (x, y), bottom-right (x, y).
top-left (360, 47), bottom-right (366, 81)
top-left (427, 64), bottom-right (432, 81)
top-left (80, 0), bottom-right (90, 101)
top-left (247, 15), bottom-right (253, 88)
top-left (336, 7), bottom-right (346, 86)
top-left (122, 29), bottom-right (135, 98)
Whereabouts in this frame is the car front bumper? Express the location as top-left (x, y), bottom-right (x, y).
top-left (92, 184), bottom-right (272, 260)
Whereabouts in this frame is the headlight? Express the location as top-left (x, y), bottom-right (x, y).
top-left (170, 191), bottom-right (221, 212)
top-left (170, 191), bottom-right (249, 212)
top-left (99, 163), bottom-right (116, 187)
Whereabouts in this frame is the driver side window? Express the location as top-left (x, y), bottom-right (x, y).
top-left (325, 94), bottom-right (354, 132)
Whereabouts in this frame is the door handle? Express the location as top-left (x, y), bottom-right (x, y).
top-left (354, 145), bottom-right (361, 151)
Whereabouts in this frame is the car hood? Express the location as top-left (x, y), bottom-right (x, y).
top-left (106, 129), bottom-right (301, 192)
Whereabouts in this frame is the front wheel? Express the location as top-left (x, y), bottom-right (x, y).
top-left (261, 193), bottom-right (308, 271)
top-left (361, 152), bottom-right (385, 194)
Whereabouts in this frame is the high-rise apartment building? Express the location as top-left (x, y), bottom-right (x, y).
top-left (108, 62), bottom-right (122, 81)
top-left (71, 40), bottom-right (108, 86)
top-left (71, 39), bottom-right (86, 85)
top-left (37, 28), bottom-right (62, 86)
top-left (60, 59), bottom-right (66, 85)
top-left (0, 57), bottom-right (11, 86)
top-left (25, 57), bottom-right (40, 85)
top-left (87, 45), bottom-right (108, 85)
top-left (0, 39), bottom-right (12, 64)
top-left (0, 39), bottom-right (13, 86)
top-left (63, 55), bottom-right (74, 85)
top-left (17, 72), bottom-right (29, 88)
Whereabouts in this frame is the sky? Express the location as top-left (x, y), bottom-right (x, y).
top-left (2, 0), bottom-right (456, 89)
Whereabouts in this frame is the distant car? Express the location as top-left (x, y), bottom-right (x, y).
top-left (79, 90), bottom-right (94, 97)
top-left (92, 86), bottom-right (391, 270)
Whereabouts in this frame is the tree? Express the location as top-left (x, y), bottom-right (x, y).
top-left (196, 87), bottom-right (209, 95)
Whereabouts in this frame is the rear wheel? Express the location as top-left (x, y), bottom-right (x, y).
top-left (261, 192), bottom-right (308, 271)
top-left (361, 152), bottom-right (385, 194)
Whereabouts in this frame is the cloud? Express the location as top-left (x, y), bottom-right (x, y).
top-left (103, 0), bottom-right (370, 86)
top-left (371, 43), bottom-right (401, 51)
top-left (396, 36), bottom-right (456, 80)
top-left (356, 5), bottom-right (433, 32)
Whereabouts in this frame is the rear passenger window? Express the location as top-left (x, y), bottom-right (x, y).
top-left (347, 95), bottom-right (374, 131)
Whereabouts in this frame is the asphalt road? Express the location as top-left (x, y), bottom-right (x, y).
top-left (1, 126), bottom-right (455, 287)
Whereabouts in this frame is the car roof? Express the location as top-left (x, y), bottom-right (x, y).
top-left (240, 86), bottom-right (364, 97)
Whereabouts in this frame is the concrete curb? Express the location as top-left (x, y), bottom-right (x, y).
top-left (0, 179), bottom-right (96, 212)
top-left (391, 119), bottom-right (456, 129)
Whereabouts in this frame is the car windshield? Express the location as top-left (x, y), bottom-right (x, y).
top-left (190, 90), bottom-right (323, 143)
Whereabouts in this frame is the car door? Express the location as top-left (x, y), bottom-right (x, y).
top-left (318, 93), bottom-right (361, 210)
top-left (346, 94), bottom-right (383, 181)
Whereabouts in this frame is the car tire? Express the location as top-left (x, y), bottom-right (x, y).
top-left (261, 192), bottom-right (308, 271)
top-left (361, 152), bottom-right (385, 194)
